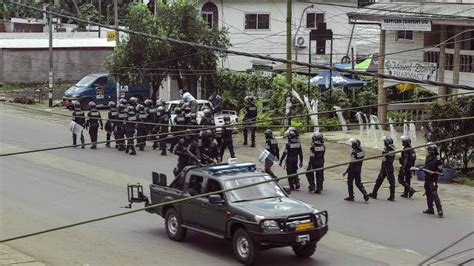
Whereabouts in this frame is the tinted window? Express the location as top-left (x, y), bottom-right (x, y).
top-left (245, 14), bottom-right (269, 30)
top-left (224, 176), bottom-right (284, 202)
top-left (76, 75), bottom-right (97, 87)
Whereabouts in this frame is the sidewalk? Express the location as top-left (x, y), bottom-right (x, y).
top-left (0, 244), bottom-right (45, 266)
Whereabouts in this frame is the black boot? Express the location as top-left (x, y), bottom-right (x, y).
top-left (368, 193), bottom-right (377, 199)
top-left (423, 209), bottom-right (435, 214)
top-left (344, 197), bottom-right (354, 201)
top-left (364, 194), bottom-right (370, 202)
top-left (387, 197), bottom-right (395, 201)
top-left (409, 189), bottom-right (416, 198)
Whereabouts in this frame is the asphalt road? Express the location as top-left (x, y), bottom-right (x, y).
top-left (1, 111), bottom-right (473, 265)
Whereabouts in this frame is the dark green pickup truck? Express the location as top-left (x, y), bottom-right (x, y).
top-left (127, 163), bottom-right (328, 265)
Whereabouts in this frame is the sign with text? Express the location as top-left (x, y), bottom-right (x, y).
top-left (384, 59), bottom-right (437, 81)
top-left (382, 18), bottom-right (431, 31)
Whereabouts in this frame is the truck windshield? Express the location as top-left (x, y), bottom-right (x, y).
top-left (224, 176), bottom-right (285, 203)
top-left (76, 75), bottom-right (97, 87)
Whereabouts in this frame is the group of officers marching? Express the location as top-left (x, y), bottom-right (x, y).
top-left (70, 95), bottom-right (444, 218)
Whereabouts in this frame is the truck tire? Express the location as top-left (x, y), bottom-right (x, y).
top-left (80, 98), bottom-right (91, 110)
top-left (165, 208), bottom-right (187, 241)
top-left (232, 228), bottom-right (259, 265)
top-left (292, 243), bottom-right (317, 258)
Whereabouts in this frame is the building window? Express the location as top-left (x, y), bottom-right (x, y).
top-left (316, 40), bottom-right (326, 55)
top-left (245, 13), bottom-right (270, 30)
top-left (306, 13), bottom-right (325, 29)
top-left (202, 12), bottom-right (214, 28)
top-left (201, 2), bottom-right (218, 28)
top-left (396, 30), bottom-right (413, 41)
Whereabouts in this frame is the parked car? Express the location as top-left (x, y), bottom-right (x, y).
top-left (126, 163), bottom-right (328, 265)
top-left (63, 73), bottom-right (149, 109)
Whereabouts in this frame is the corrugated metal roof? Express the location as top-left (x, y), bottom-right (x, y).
top-left (0, 38), bottom-right (115, 49)
top-left (348, 3), bottom-right (474, 20)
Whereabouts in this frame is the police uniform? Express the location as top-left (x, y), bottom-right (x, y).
top-left (157, 108), bottom-right (170, 155)
top-left (307, 142), bottom-right (325, 193)
top-left (125, 107), bottom-right (137, 155)
top-left (86, 108), bottom-right (103, 149)
top-left (399, 146), bottom-right (417, 198)
top-left (174, 138), bottom-right (191, 175)
top-left (145, 105), bottom-right (158, 149)
top-left (136, 109), bottom-right (148, 151)
top-left (280, 136), bottom-right (303, 190)
top-left (264, 134), bottom-right (279, 179)
top-left (423, 152), bottom-right (443, 216)
top-left (220, 121), bottom-right (235, 160)
top-left (72, 106), bottom-right (86, 148)
top-left (345, 141), bottom-right (369, 201)
top-left (105, 106), bottom-right (118, 148)
top-left (115, 107), bottom-right (128, 151)
top-left (370, 145), bottom-right (396, 200)
top-left (243, 101), bottom-right (257, 147)
top-left (169, 113), bottom-right (187, 153)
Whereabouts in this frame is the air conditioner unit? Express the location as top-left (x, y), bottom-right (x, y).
top-left (294, 35), bottom-right (308, 48)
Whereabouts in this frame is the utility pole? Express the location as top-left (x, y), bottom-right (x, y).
top-left (48, 4), bottom-right (53, 107)
top-left (114, 0), bottom-right (119, 43)
top-left (286, 0), bottom-right (292, 125)
top-left (377, 30), bottom-right (387, 127)
top-left (438, 25), bottom-right (447, 100)
top-left (98, 0), bottom-right (101, 38)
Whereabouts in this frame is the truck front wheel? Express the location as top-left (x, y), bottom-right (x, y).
top-left (292, 242), bottom-right (317, 258)
top-left (232, 228), bottom-right (259, 265)
top-left (165, 208), bottom-right (187, 241)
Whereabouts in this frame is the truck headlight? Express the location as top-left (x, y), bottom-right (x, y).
top-left (261, 220), bottom-right (281, 232)
top-left (314, 214), bottom-right (323, 227)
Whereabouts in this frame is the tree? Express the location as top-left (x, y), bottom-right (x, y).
top-left (104, 1), bottom-right (229, 100)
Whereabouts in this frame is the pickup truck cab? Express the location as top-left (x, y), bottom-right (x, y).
top-left (63, 73), bottom-right (149, 109)
top-left (129, 163), bottom-right (328, 265)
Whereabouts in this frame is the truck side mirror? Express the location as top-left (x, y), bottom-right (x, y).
top-left (152, 172), bottom-right (167, 186)
top-left (209, 194), bottom-right (225, 204)
top-left (283, 186), bottom-right (291, 195)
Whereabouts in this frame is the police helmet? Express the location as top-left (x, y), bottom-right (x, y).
top-left (129, 97), bottom-right (138, 104)
top-left (203, 108), bottom-right (212, 117)
top-left (88, 101), bottom-right (97, 109)
top-left (203, 129), bottom-right (213, 140)
top-left (223, 115), bottom-right (231, 123)
top-left (127, 105), bottom-right (135, 112)
top-left (264, 129), bottom-right (273, 138)
top-left (312, 132), bottom-right (324, 144)
top-left (427, 143), bottom-right (438, 155)
top-left (119, 98), bottom-right (128, 105)
top-left (184, 106), bottom-right (191, 113)
top-left (382, 136), bottom-right (394, 148)
top-left (156, 100), bottom-right (163, 107)
top-left (144, 99), bottom-right (153, 107)
top-left (401, 135), bottom-right (411, 147)
top-left (175, 107), bottom-right (182, 115)
top-left (136, 104), bottom-right (145, 112)
top-left (108, 101), bottom-right (117, 108)
top-left (287, 130), bottom-right (297, 139)
top-left (157, 106), bottom-right (165, 115)
top-left (349, 138), bottom-right (361, 149)
top-left (73, 101), bottom-right (81, 110)
top-left (117, 103), bottom-right (125, 110)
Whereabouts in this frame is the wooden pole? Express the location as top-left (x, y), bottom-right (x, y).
top-left (438, 25), bottom-right (447, 100)
top-left (377, 29), bottom-right (386, 127)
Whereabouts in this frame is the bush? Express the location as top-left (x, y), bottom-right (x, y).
top-left (424, 96), bottom-right (473, 172)
top-left (413, 87), bottom-right (437, 102)
top-left (319, 117), bottom-right (340, 132)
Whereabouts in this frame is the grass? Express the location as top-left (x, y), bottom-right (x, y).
top-left (452, 172), bottom-right (474, 187)
top-left (0, 83), bottom-right (74, 92)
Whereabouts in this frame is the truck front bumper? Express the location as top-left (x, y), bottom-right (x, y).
top-left (248, 225), bottom-right (328, 247)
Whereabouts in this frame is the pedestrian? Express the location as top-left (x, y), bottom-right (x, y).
top-left (421, 143), bottom-right (444, 218)
top-left (156, 106), bottom-right (170, 156)
top-left (279, 129), bottom-right (303, 191)
top-left (136, 104), bottom-right (148, 151)
top-left (242, 96), bottom-right (257, 147)
top-left (398, 136), bottom-right (417, 198)
top-left (209, 91), bottom-right (223, 115)
top-left (220, 116), bottom-right (235, 161)
top-left (125, 105), bottom-right (137, 155)
top-left (343, 138), bottom-right (369, 202)
top-left (306, 132), bottom-right (325, 194)
top-left (169, 107), bottom-right (187, 153)
top-left (199, 129), bottom-right (220, 164)
top-left (105, 101), bottom-right (118, 148)
top-left (71, 101), bottom-right (86, 149)
top-left (85, 101), bottom-right (103, 149)
top-left (263, 129), bottom-right (279, 179)
top-left (115, 102), bottom-right (128, 151)
top-left (369, 136), bottom-right (396, 201)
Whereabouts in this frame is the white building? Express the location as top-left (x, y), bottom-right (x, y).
top-left (197, 0), bottom-right (380, 71)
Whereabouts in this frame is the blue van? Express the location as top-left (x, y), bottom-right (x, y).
top-left (63, 73), bottom-right (149, 109)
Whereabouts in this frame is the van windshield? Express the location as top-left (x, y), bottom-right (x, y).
top-left (76, 75), bottom-right (97, 87)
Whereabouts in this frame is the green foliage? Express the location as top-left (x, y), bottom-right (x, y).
top-left (1, 0), bottom-right (43, 20)
top-left (424, 96), bottom-right (473, 172)
top-left (255, 113), bottom-right (272, 130)
top-left (413, 87), bottom-right (437, 102)
top-left (319, 117), bottom-right (340, 132)
top-left (320, 88), bottom-right (350, 112)
top-left (75, 4), bottom-right (98, 31)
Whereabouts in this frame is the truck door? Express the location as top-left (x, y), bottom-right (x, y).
top-left (104, 77), bottom-right (117, 102)
top-left (181, 174), bottom-right (205, 226)
top-left (92, 76), bottom-right (108, 104)
top-left (199, 178), bottom-right (228, 234)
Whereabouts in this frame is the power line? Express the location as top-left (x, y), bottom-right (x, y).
top-left (0, 132), bottom-right (472, 243)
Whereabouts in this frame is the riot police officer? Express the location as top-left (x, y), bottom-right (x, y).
top-left (136, 104), bottom-right (148, 151)
top-left (279, 129), bottom-right (303, 191)
top-left (369, 136), bottom-right (396, 201)
top-left (399, 136), bottom-right (417, 198)
top-left (189, 112), bottom-right (198, 126)
top-left (71, 101), bottom-right (86, 149)
top-left (200, 108), bottom-right (214, 127)
top-left (183, 105), bottom-right (192, 124)
top-left (105, 101), bottom-right (118, 148)
top-left (115, 103), bottom-right (128, 151)
top-left (209, 91), bottom-right (223, 115)
top-left (199, 129), bottom-right (220, 164)
top-left (220, 116), bottom-right (235, 161)
top-left (174, 137), bottom-right (192, 176)
top-left (85, 101), bottom-right (103, 149)
top-left (169, 107), bottom-right (187, 153)
top-left (421, 143), bottom-right (443, 217)
top-left (129, 97), bottom-right (138, 108)
top-left (243, 96), bottom-right (257, 147)
top-left (343, 138), bottom-right (369, 202)
top-left (307, 132), bottom-right (325, 194)
top-left (144, 99), bottom-right (158, 149)
top-left (156, 106), bottom-right (170, 156)
top-left (125, 105), bottom-right (137, 155)
top-left (264, 129), bottom-right (279, 179)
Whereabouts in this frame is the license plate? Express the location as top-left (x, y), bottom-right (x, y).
top-left (297, 234), bottom-right (310, 243)
top-left (295, 222), bottom-right (314, 231)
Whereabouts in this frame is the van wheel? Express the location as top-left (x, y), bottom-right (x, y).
top-left (232, 228), bottom-right (259, 265)
top-left (292, 243), bottom-right (317, 258)
top-left (80, 98), bottom-right (91, 110)
top-left (165, 208), bottom-right (187, 241)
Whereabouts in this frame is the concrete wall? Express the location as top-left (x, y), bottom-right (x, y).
top-left (200, 0), bottom-right (379, 71)
top-left (0, 48), bottom-right (113, 83)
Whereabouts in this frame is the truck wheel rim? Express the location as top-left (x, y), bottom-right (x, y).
top-left (236, 236), bottom-right (249, 258)
top-left (168, 215), bottom-right (178, 235)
